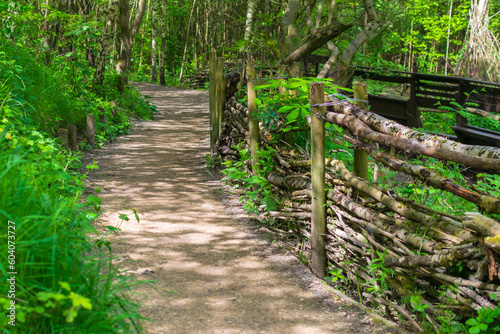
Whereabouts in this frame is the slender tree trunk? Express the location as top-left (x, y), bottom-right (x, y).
top-left (94, 1), bottom-right (119, 85)
top-left (151, 4), bottom-right (158, 83)
top-left (117, 0), bottom-right (147, 75)
top-left (283, 0), bottom-right (301, 56)
top-left (178, 0), bottom-right (197, 84)
top-left (241, 0), bottom-right (257, 51)
top-left (159, 0), bottom-right (167, 85)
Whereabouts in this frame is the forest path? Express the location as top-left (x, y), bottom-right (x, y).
top-left (87, 82), bottom-right (395, 334)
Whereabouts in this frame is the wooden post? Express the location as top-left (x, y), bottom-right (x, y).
top-left (456, 79), bottom-right (467, 127)
top-left (408, 74), bottom-right (422, 128)
top-left (247, 54), bottom-right (260, 175)
top-left (215, 57), bottom-right (225, 142)
top-left (309, 82), bottom-right (327, 278)
top-left (98, 107), bottom-right (106, 123)
top-left (86, 114), bottom-right (95, 148)
top-left (236, 56), bottom-right (244, 93)
top-left (209, 51), bottom-right (216, 157)
top-left (67, 123), bottom-right (77, 151)
top-left (110, 101), bottom-right (118, 118)
top-left (58, 129), bottom-right (69, 148)
top-left (353, 82), bottom-right (369, 180)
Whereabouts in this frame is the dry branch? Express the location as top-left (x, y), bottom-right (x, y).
top-left (346, 136), bottom-right (500, 214)
top-left (330, 98), bottom-right (500, 160)
top-left (324, 111), bottom-right (500, 171)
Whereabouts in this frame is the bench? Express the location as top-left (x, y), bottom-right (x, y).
top-left (452, 124), bottom-right (500, 148)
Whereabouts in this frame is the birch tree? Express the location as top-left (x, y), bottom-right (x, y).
top-left (151, 2), bottom-right (158, 83)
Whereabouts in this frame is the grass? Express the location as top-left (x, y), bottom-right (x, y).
top-left (0, 39), bottom-right (153, 333)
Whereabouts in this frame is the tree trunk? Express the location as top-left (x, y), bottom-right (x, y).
top-left (241, 0), bottom-right (257, 51)
top-left (151, 4), bottom-right (158, 84)
top-left (320, 1), bottom-right (389, 85)
top-left (159, 0), bottom-right (167, 85)
top-left (281, 22), bottom-right (353, 65)
top-left (178, 0), bottom-right (198, 84)
top-left (117, 0), bottom-right (147, 75)
top-left (93, 1), bottom-right (120, 85)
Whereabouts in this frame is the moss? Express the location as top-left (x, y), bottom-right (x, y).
top-left (485, 235), bottom-right (500, 250)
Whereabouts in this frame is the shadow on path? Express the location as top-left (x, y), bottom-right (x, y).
top-left (88, 83), bottom-right (394, 334)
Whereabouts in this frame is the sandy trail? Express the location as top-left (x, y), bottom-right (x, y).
top-left (87, 82), bottom-right (396, 334)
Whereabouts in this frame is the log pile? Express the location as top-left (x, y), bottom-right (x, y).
top-left (182, 68), bottom-right (209, 88)
top-left (216, 72), bottom-right (500, 331)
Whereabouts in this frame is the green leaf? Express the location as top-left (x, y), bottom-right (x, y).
top-left (59, 281), bottom-right (71, 292)
top-left (286, 109), bottom-right (299, 122)
top-left (277, 105), bottom-right (297, 113)
top-left (465, 318), bottom-right (479, 326)
top-left (119, 213), bottom-right (129, 221)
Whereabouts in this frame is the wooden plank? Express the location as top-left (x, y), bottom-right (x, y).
top-left (452, 126), bottom-right (500, 147)
top-left (309, 82), bottom-right (327, 278)
top-left (415, 73), bottom-right (461, 84)
top-left (416, 96), bottom-right (453, 109)
top-left (463, 124), bottom-right (500, 137)
top-left (353, 70), bottom-right (409, 84)
top-left (418, 83), bottom-right (457, 92)
top-left (416, 90), bottom-right (455, 100)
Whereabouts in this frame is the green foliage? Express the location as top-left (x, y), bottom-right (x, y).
top-left (366, 249), bottom-right (396, 296)
top-left (325, 266), bottom-right (346, 286)
top-left (0, 128), bottom-right (144, 332)
top-left (465, 294), bottom-right (500, 334)
top-left (221, 145), bottom-right (279, 215)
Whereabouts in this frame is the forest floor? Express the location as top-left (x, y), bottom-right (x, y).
top-left (86, 82), bottom-right (403, 334)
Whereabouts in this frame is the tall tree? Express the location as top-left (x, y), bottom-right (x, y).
top-left (117, 0), bottom-right (147, 75)
top-left (151, 2), bottom-right (158, 83)
top-left (94, 1), bottom-right (120, 85)
top-left (241, 0), bottom-right (257, 51)
top-left (159, 0), bottom-right (167, 85)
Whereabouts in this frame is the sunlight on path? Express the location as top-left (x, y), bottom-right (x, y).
top-left (88, 83), bottom-right (395, 334)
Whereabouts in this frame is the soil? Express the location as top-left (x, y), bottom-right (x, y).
top-left (86, 82), bottom-right (404, 334)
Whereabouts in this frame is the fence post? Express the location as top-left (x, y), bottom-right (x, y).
top-left (98, 107), bottom-right (106, 123)
top-left (408, 74), bottom-right (422, 128)
top-left (309, 82), bottom-right (327, 278)
top-left (209, 51), bottom-right (216, 157)
top-left (86, 114), bottom-right (95, 148)
top-left (215, 57), bottom-right (226, 142)
top-left (353, 82), bottom-right (369, 180)
top-left (58, 128), bottom-right (69, 148)
top-left (246, 54), bottom-right (260, 175)
top-left (237, 55), bottom-right (244, 94)
top-left (67, 123), bottom-right (77, 151)
top-left (456, 79), bottom-right (467, 127)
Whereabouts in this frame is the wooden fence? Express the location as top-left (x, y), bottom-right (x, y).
top-left (210, 54), bottom-right (500, 332)
top-left (195, 58), bottom-right (500, 148)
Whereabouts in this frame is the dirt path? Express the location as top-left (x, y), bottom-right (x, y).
top-left (87, 83), bottom-right (399, 334)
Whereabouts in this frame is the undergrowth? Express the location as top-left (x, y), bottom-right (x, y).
top-left (0, 40), bottom-right (153, 332)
